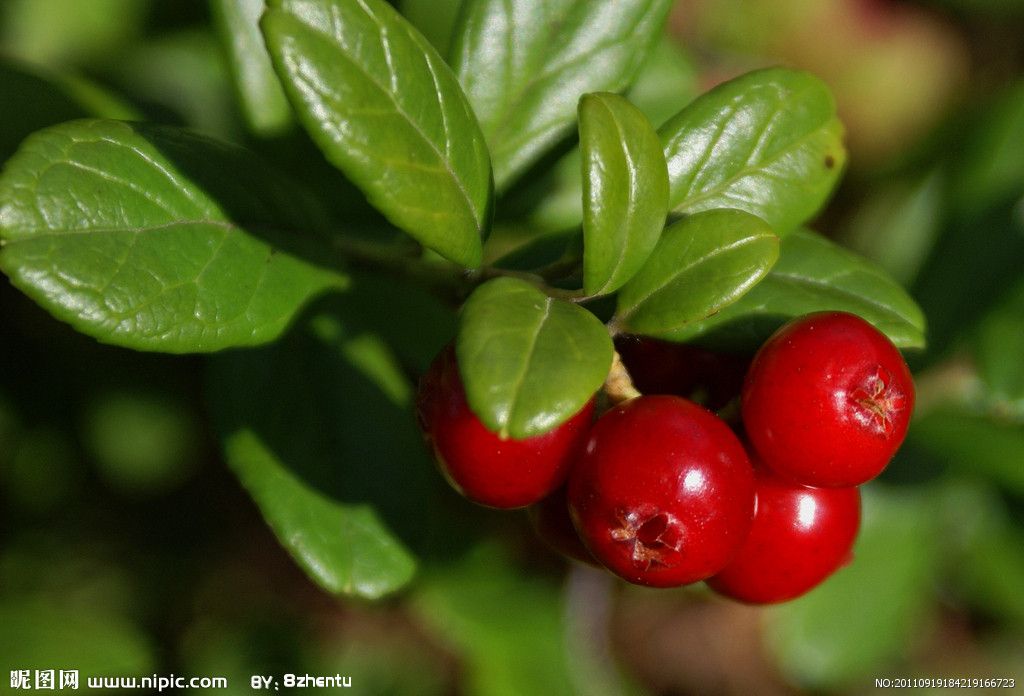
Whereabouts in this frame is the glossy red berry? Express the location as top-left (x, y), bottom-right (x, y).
top-left (707, 465), bottom-right (861, 604)
top-left (528, 486), bottom-right (596, 565)
top-left (568, 396), bottom-right (755, 587)
top-left (615, 335), bottom-right (748, 411)
top-left (416, 347), bottom-right (595, 509)
top-left (741, 312), bottom-right (914, 488)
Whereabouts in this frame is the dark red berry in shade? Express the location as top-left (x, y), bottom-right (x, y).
top-left (416, 347), bottom-right (595, 509)
top-left (614, 335), bottom-right (749, 411)
top-left (528, 486), bottom-right (596, 565)
top-left (741, 312), bottom-right (914, 488)
top-left (707, 465), bottom-right (861, 604)
top-left (568, 396), bottom-right (755, 587)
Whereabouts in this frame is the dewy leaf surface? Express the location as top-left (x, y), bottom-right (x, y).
top-left (615, 209), bottom-right (779, 336)
top-left (263, 0), bottom-right (491, 267)
top-left (580, 92), bottom-right (668, 296)
top-left (659, 68), bottom-right (846, 235)
top-left (665, 229), bottom-right (927, 349)
top-left (208, 303), bottom-right (438, 599)
top-left (451, 0), bottom-right (672, 191)
top-left (0, 119), bottom-right (346, 353)
top-left (457, 277), bottom-right (613, 439)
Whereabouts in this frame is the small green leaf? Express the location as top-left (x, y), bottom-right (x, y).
top-left (451, 0), bottom-right (672, 190)
top-left (664, 229), bottom-right (927, 349)
top-left (660, 68), bottom-right (845, 235)
top-left (457, 277), bottom-right (612, 439)
top-left (614, 209), bottom-right (778, 336)
top-left (580, 92), bottom-right (668, 296)
top-left (208, 305), bottom-right (436, 599)
top-left (262, 0), bottom-right (491, 267)
top-left (0, 120), bottom-right (346, 353)
top-left (213, 0), bottom-right (294, 136)
top-left (767, 489), bottom-right (940, 688)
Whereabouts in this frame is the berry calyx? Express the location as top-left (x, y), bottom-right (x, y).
top-left (707, 465), bottom-right (861, 604)
top-left (568, 396), bottom-right (755, 587)
top-left (416, 346), bottom-right (595, 509)
top-left (741, 311), bottom-right (914, 488)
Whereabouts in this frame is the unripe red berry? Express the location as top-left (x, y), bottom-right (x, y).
top-left (707, 465), bottom-right (860, 604)
top-left (741, 312), bottom-right (914, 488)
top-left (568, 396), bottom-right (755, 587)
top-left (416, 347), bottom-right (595, 509)
top-left (528, 486), bottom-right (596, 565)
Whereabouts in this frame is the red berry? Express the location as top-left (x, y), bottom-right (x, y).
top-left (416, 347), bottom-right (595, 509)
top-left (568, 396), bottom-right (755, 587)
top-left (528, 486), bottom-right (596, 565)
top-left (741, 312), bottom-right (914, 488)
top-left (615, 335), bottom-right (748, 410)
top-left (707, 465), bottom-right (860, 604)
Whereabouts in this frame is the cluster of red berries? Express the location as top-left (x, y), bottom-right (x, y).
top-left (417, 312), bottom-right (914, 604)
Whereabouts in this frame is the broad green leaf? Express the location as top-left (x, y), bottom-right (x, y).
top-left (767, 489), bottom-right (940, 688)
top-left (659, 68), bottom-right (845, 235)
top-left (262, 0), bottom-right (491, 267)
top-left (451, 0), bottom-right (672, 191)
top-left (0, 599), bottom-right (155, 675)
top-left (412, 544), bottom-right (576, 696)
top-left (910, 408), bottom-right (1024, 495)
top-left (457, 277), bottom-right (612, 439)
top-left (213, 0), bottom-right (293, 136)
top-left (0, 119), bottom-right (346, 353)
top-left (666, 229), bottom-right (927, 350)
top-left (580, 92), bottom-right (668, 296)
top-left (208, 304), bottom-right (437, 599)
top-left (614, 209), bottom-right (778, 336)
top-left (400, 0), bottom-right (464, 56)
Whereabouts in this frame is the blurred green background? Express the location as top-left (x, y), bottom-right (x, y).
top-left (1, 1), bottom-right (1023, 694)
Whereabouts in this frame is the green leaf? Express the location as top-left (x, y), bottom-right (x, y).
top-left (213, 0), bottom-right (294, 136)
top-left (767, 489), bottom-right (940, 688)
top-left (580, 92), bottom-right (668, 296)
top-left (974, 292), bottom-right (1024, 418)
top-left (451, 0), bottom-right (673, 191)
top-left (412, 543), bottom-right (576, 696)
top-left (0, 119), bottom-right (346, 353)
top-left (665, 229), bottom-right (927, 350)
top-left (614, 209), bottom-right (778, 336)
top-left (400, 0), bottom-right (464, 56)
top-left (910, 408), bottom-right (1024, 495)
top-left (457, 277), bottom-right (612, 439)
top-left (0, 599), bottom-right (156, 675)
top-left (659, 68), bottom-right (845, 235)
top-left (208, 303), bottom-right (438, 599)
top-left (262, 0), bottom-right (491, 268)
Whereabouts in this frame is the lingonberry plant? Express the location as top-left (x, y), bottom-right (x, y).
top-left (0, 0), bottom-right (927, 602)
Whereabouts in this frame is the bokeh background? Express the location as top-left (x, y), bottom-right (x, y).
top-left (1, 1), bottom-right (1023, 694)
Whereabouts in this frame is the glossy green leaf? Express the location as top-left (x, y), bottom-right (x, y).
top-left (208, 304), bottom-right (437, 599)
top-left (659, 68), bottom-right (846, 235)
top-left (614, 209), bottom-right (778, 336)
top-left (0, 119), bottom-right (346, 353)
top-left (767, 489), bottom-right (940, 688)
top-left (666, 229), bottom-right (927, 350)
top-left (580, 92), bottom-right (668, 296)
top-left (451, 0), bottom-right (672, 190)
top-left (457, 277), bottom-right (613, 439)
top-left (213, 0), bottom-right (293, 136)
top-left (400, 0), bottom-right (464, 56)
top-left (262, 0), bottom-right (491, 267)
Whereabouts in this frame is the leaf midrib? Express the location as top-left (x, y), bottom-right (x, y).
top-left (503, 294), bottom-right (554, 437)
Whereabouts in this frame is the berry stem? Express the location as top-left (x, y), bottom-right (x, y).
top-left (604, 351), bottom-right (642, 405)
